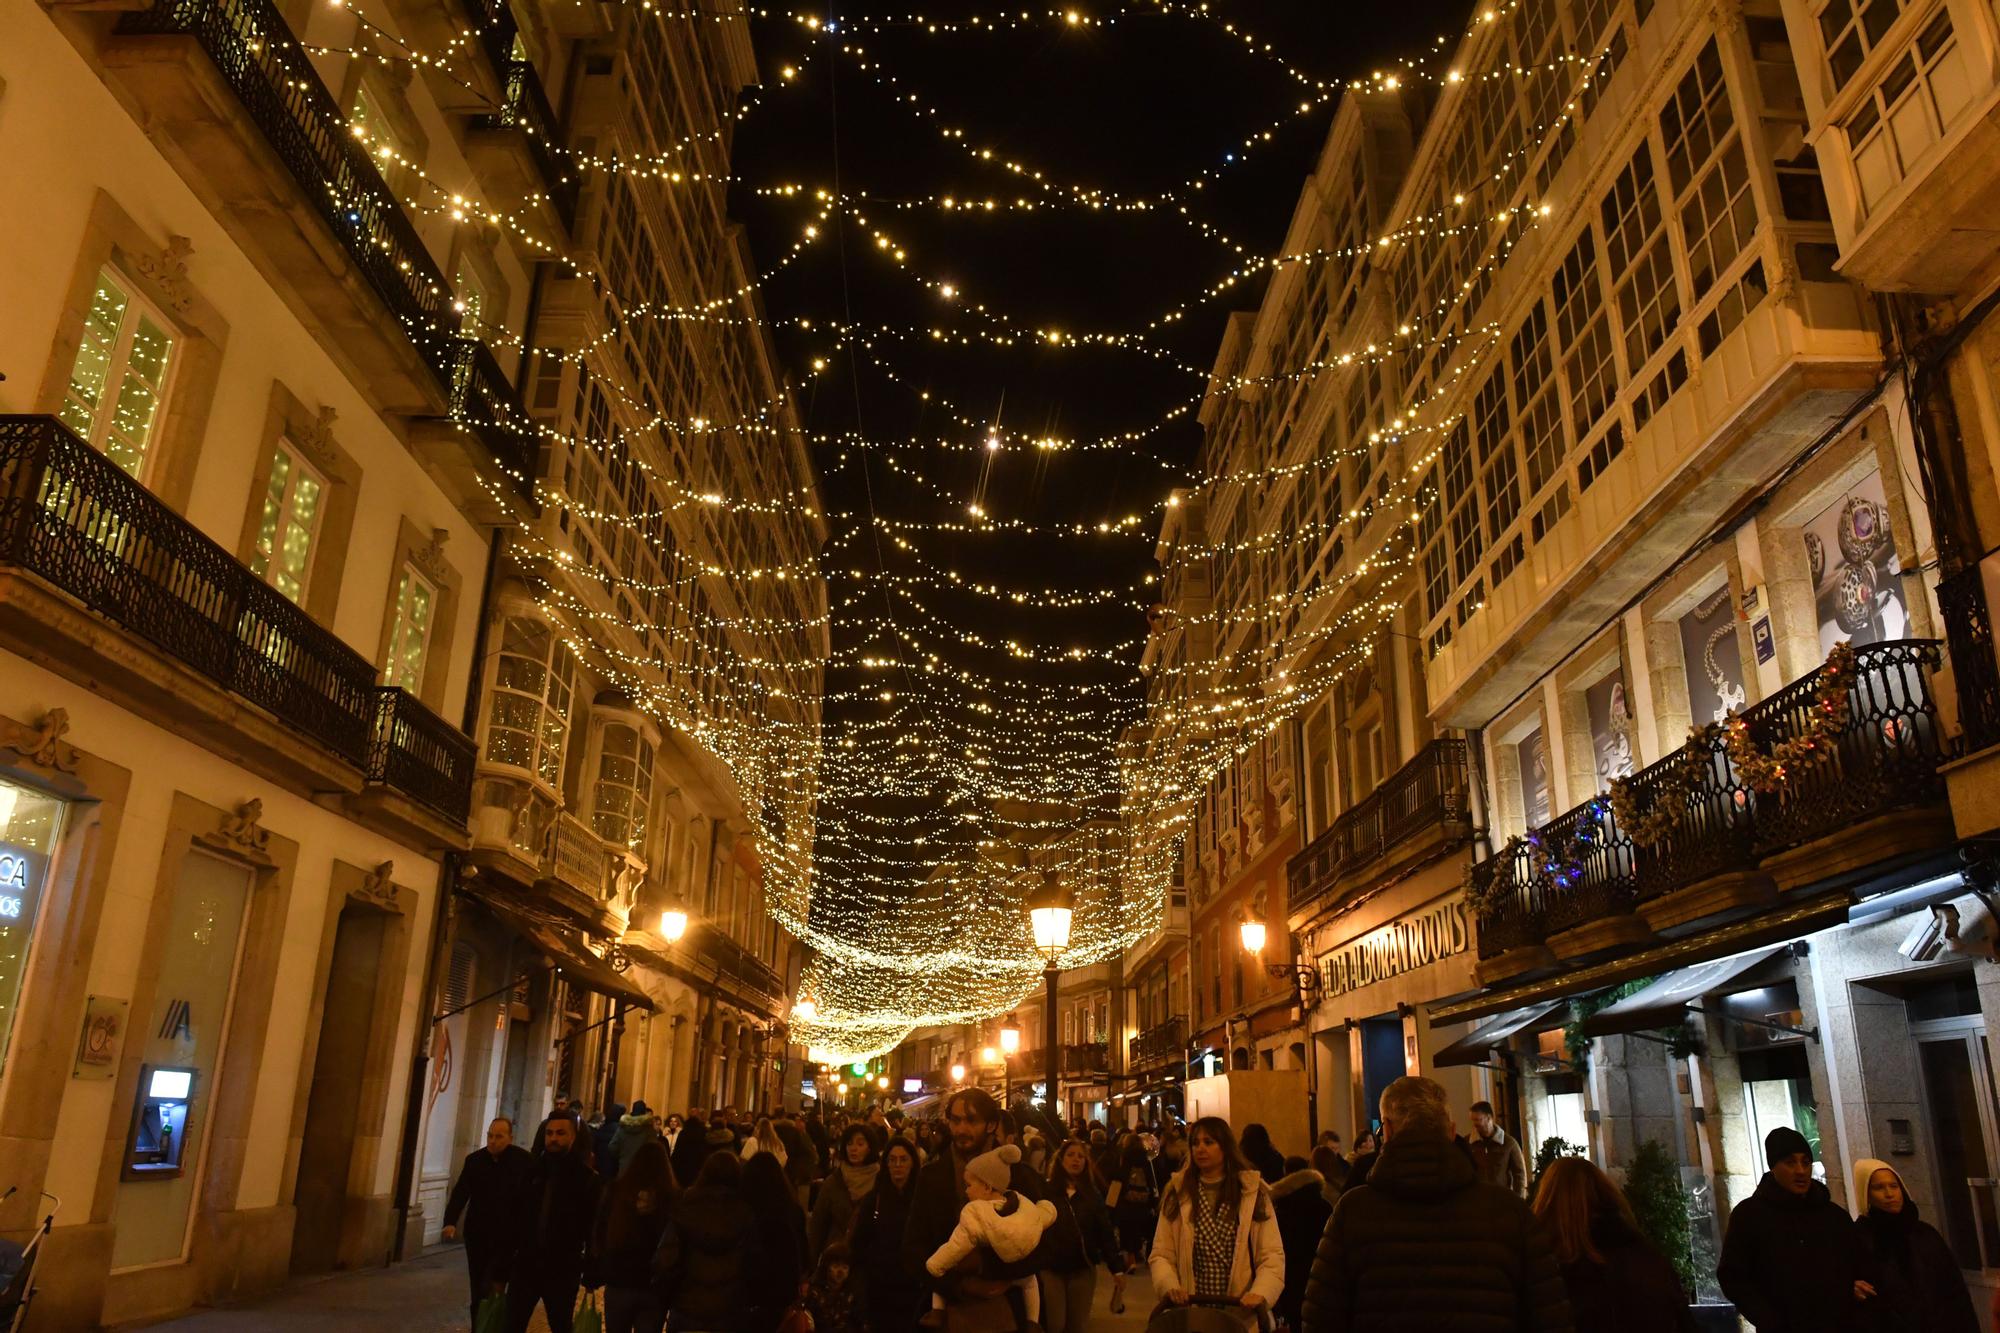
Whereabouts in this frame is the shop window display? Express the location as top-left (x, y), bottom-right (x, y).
top-left (1799, 470), bottom-right (1907, 656)
top-left (1586, 672), bottom-right (1639, 789)
top-left (1517, 728), bottom-right (1553, 827)
top-left (1679, 586), bottom-right (1747, 724)
top-left (0, 781), bottom-right (62, 1082)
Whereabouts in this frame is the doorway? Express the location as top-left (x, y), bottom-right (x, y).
top-left (290, 905), bottom-right (388, 1274)
top-left (1360, 1017), bottom-right (1404, 1135)
top-left (1914, 1019), bottom-right (2000, 1271)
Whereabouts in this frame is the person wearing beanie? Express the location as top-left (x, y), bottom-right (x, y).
top-left (1717, 1126), bottom-right (1864, 1330)
top-left (903, 1087), bottom-right (1055, 1327)
top-left (922, 1143), bottom-right (1059, 1329)
top-left (1850, 1157), bottom-right (1979, 1333)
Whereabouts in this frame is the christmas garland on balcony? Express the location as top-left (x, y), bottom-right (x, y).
top-left (1465, 798), bottom-right (1614, 918)
top-left (1608, 723), bottom-right (1720, 848)
top-left (1724, 640), bottom-right (1857, 794)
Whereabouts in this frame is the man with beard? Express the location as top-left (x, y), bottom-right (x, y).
top-left (904, 1088), bottom-right (1053, 1327)
top-left (503, 1114), bottom-right (603, 1333)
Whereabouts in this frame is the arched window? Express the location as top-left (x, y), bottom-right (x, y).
top-left (486, 617), bottom-right (576, 789)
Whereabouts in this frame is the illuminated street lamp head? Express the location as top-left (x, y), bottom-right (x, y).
top-left (659, 898), bottom-right (689, 943)
top-left (950, 1062), bottom-right (967, 1084)
top-left (1026, 870), bottom-right (1074, 960)
top-left (794, 998), bottom-right (818, 1023)
top-left (1239, 916), bottom-right (1268, 955)
top-left (981, 1046), bottom-right (998, 1064)
top-left (877, 1076), bottom-right (889, 1090)
top-left (999, 1020), bottom-right (1021, 1054)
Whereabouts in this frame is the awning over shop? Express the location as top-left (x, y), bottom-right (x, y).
top-left (1580, 946), bottom-right (1793, 1038)
top-left (1432, 1000), bottom-right (1568, 1067)
top-left (898, 1091), bottom-right (944, 1117)
top-left (460, 889), bottom-right (657, 1012)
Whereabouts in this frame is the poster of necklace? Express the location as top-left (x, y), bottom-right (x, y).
top-left (1517, 728), bottom-right (1552, 828)
top-left (1585, 672), bottom-right (1638, 790)
top-left (1801, 471), bottom-right (1906, 657)
top-left (1680, 587), bottom-right (1748, 725)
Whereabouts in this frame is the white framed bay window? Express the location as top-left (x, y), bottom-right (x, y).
top-left (485, 616), bottom-right (576, 791)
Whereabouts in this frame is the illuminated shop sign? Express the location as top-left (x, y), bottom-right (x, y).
top-left (1318, 896), bottom-right (1470, 998)
top-left (0, 847), bottom-right (33, 922)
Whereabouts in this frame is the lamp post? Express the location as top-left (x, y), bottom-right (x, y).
top-left (1026, 871), bottom-right (1074, 1123)
top-left (1242, 915), bottom-right (1323, 1142)
top-left (1000, 1016), bottom-right (1020, 1110)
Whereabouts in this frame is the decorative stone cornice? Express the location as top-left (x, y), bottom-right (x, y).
top-left (217, 799), bottom-right (270, 852)
top-left (410, 527), bottom-right (452, 585)
top-left (7, 708), bottom-right (78, 774)
top-left (136, 235), bottom-right (195, 315)
top-left (357, 860), bottom-right (402, 912)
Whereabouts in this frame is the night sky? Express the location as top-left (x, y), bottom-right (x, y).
top-left (728, 3), bottom-right (1460, 926)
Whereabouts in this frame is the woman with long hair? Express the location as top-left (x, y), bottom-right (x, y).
top-left (654, 1151), bottom-right (761, 1332)
top-left (808, 1123), bottom-right (881, 1259)
top-left (1149, 1117), bottom-right (1284, 1315)
top-left (1531, 1157), bottom-right (1692, 1333)
top-left (593, 1140), bottom-right (677, 1333)
top-left (740, 1115), bottom-right (789, 1168)
top-left (1038, 1138), bottom-right (1126, 1332)
top-left (849, 1135), bottom-right (923, 1333)
top-left (740, 1150), bottom-right (808, 1333)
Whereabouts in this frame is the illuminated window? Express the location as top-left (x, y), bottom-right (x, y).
top-left (60, 267), bottom-right (175, 478)
top-left (383, 565), bottom-right (437, 693)
top-left (486, 617), bottom-right (576, 789)
top-left (249, 441), bottom-right (326, 603)
top-left (592, 723), bottom-right (654, 854)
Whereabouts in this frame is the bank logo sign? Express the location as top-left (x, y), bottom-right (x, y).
top-left (1318, 897), bottom-right (1471, 998)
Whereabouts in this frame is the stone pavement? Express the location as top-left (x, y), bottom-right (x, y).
top-left (134, 1247), bottom-right (1162, 1331)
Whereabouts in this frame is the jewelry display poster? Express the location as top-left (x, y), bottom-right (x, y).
top-left (1680, 586), bottom-right (1748, 725)
top-left (1585, 671), bottom-right (1638, 790)
top-left (1518, 728), bottom-right (1553, 828)
top-left (1800, 470), bottom-right (1906, 657)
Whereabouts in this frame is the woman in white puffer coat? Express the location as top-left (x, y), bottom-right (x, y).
top-left (1149, 1116), bottom-right (1285, 1318)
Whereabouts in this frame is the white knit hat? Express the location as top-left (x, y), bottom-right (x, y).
top-left (966, 1143), bottom-right (1021, 1193)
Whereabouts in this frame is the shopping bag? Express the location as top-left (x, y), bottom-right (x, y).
top-left (473, 1291), bottom-right (507, 1333)
top-left (774, 1302), bottom-right (814, 1333)
top-left (573, 1289), bottom-right (603, 1333)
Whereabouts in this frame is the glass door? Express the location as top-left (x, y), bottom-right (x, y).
top-left (1916, 1030), bottom-right (2000, 1272)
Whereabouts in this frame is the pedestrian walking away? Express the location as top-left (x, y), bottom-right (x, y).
top-left (1149, 1116), bottom-right (1284, 1318)
top-left (1531, 1156), bottom-right (1691, 1333)
top-left (654, 1151), bottom-right (765, 1333)
top-left (1299, 1075), bottom-right (1572, 1332)
top-left (1270, 1156), bottom-right (1332, 1333)
top-left (592, 1139), bottom-right (677, 1333)
top-left (1465, 1101), bottom-right (1528, 1199)
top-left (441, 1116), bottom-right (533, 1330)
top-left (1716, 1127), bottom-right (1864, 1331)
top-left (1850, 1157), bottom-right (1979, 1333)
top-left (1238, 1123), bottom-right (1286, 1185)
top-left (501, 1113), bottom-right (603, 1333)
top-left (606, 1100), bottom-right (659, 1181)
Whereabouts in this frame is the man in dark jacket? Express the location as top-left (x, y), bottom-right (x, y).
top-left (503, 1114), bottom-right (603, 1333)
top-left (903, 1088), bottom-right (1053, 1325)
top-left (442, 1117), bottom-right (533, 1328)
top-left (1466, 1101), bottom-right (1528, 1198)
top-left (1273, 1157), bottom-right (1334, 1331)
top-left (1301, 1076), bottom-right (1572, 1332)
top-left (592, 1101), bottom-right (625, 1174)
top-left (655, 1151), bottom-right (766, 1329)
top-left (1717, 1127), bottom-right (1862, 1330)
top-left (672, 1108), bottom-right (709, 1185)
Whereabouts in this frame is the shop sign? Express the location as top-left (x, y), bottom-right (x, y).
top-left (0, 846), bottom-right (32, 922)
top-left (75, 995), bottom-right (129, 1080)
top-left (1318, 896), bottom-right (1471, 998)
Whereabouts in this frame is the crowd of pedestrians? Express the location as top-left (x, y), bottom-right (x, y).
top-left (440, 1079), bottom-right (1992, 1333)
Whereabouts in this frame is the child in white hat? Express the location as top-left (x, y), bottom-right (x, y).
top-left (922, 1143), bottom-right (1057, 1327)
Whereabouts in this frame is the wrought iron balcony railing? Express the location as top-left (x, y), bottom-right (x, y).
top-left (458, 0), bottom-right (579, 229)
top-left (1475, 640), bottom-right (1945, 960)
top-left (368, 686), bottom-right (476, 820)
top-left (1936, 565), bottom-right (2000, 754)
top-left (117, 0), bottom-right (535, 500)
top-left (0, 416), bottom-right (473, 822)
top-left (1287, 739), bottom-right (1470, 915)
top-left (1128, 1014), bottom-right (1187, 1068)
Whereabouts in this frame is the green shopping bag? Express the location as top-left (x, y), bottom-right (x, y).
top-left (573, 1289), bottom-right (603, 1333)
top-left (473, 1290), bottom-right (507, 1333)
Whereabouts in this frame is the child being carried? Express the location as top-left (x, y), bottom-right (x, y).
top-left (923, 1144), bottom-right (1057, 1328)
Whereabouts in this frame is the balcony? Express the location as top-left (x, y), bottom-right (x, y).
top-left (103, 0), bottom-right (535, 508)
top-left (461, 0), bottom-right (580, 233)
top-left (0, 416), bottom-right (473, 841)
top-left (1474, 640), bottom-right (1948, 980)
top-left (1287, 739), bottom-right (1472, 920)
top-left (1128, 1014), bottom-right (1187, 1069)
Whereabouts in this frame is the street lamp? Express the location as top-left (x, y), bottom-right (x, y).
top-left (1239, 916), bottom-right (1267, 954)
top-left (659, 895), bottom-right (689, 943)
top-left (1000, 1018), bottom-right (1020, 1109)
top-left (1245, 922), bottom-right (1325, 1143)
top-left (877, 1075), bottom-right (889, 1091)
top-left (1026, 870), bottom-right (1074, 1121)
top-left (794, 998), bottom-right (817, 1023)
top-left (950, 1062), bottom-right (967, 1084)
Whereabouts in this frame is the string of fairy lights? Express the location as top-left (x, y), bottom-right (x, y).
top-left (285, 0), bottom-right (1622, 1058)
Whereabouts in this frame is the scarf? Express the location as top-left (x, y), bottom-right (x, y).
top-left (839, 1161), bottom-right (881, 1200)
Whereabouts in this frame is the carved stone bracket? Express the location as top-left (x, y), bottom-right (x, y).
top-left (293, 404), bottom-right (341, 471)
top-left (217, 799), bottom-right (270, 852)
top-left (357, 860), bottom-right (402, 912)
top-left (410, 528), bottom-right (452, 585)
top-left (7, 708), bottom-right (79, 774)
top-left (136, 235), bottom-right (195, 315)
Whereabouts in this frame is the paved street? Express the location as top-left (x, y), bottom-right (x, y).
top-left (137, 1247), bottom-right (1160, 1332)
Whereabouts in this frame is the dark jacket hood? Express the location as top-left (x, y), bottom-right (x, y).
top-left (1752, 1172), bottom-right (1834, 1210)
top-left (1365, 1134), bottom-right (1478, 1201)
top-left (1271, 1168), bottom-right (1326, 1200)
top-left (674, 1184), bottom-right (756, 1248)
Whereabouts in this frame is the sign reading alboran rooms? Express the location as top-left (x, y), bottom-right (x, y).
top-left (1318, 895), bottom-right (1471, 998)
